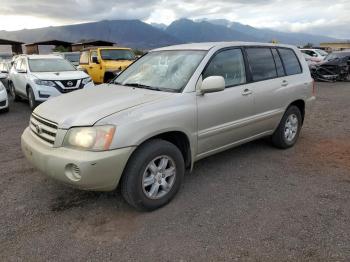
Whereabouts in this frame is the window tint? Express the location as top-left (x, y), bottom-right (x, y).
top-left (278, 48), bottom-right (302, 75)
top-left (14, 59), bottom-right (22, 71)
top-left (19, 59), bottom-right (27, 71)
top-left (80, 51), bottom-right (89, 64)
top-left (203, 49), bottom-right (246, 87)
top-left (271, 49), bottom-right (285, 77)
top-left (246, 48), bottom-right (277, 81)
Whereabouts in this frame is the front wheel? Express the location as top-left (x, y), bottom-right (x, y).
top-left (9, 82), bottom-right (21, 102)
top-left (121, 139), bottom-right (185, 211)
top-left (271, 106), bottom-right (302, 149)
top-left (27, 87), bottom-right (39, 110)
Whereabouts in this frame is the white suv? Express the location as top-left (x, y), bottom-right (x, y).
top-left (9, 55), bottom-right (94, 110)
top-left (300, 49), bottom-right (328, 63)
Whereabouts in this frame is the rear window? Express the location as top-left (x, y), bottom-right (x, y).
top-left (278, 48), bottom-right (302, 75)
top-left (246, 48), bottom-right (277, 81)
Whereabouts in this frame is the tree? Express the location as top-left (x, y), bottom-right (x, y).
top-left (133, 49), bottom-right (145, 56)
top-left (303, 43), bottom-right (314, 48)
top-left (52, 45), bottom-right (70, 52)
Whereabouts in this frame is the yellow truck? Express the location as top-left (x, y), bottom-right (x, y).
top-left (79, 47), bottom-right (136, 84)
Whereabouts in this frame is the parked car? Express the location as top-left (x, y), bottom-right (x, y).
top-left (21, 42), bottom-right (315, 211)
top-left (0, 81), bottom-right (9, 112)
top-left (0, 53), bottom-right (12, 61)
top-left (0, 60), bottom-right (11, 90)
top-left (55, 52), bottom-right (80, 67)
top-left (302, 53), bottom-right (320, 67)
top-left (78, 46), bottom-right (136, 84)
top-left (310, 51), bottom-right (350, 82)
top-left (9, 55), bottom-right (94, 110)
top-left (300, 48), bottom-right (328, 62)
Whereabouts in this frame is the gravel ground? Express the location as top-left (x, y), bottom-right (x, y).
top-left (0, 82), bottom-right (349, 262)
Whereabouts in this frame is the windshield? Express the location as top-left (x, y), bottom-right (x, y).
top-left (100, 49), bottom-right (136, 61)
top-left (315, 49), bottom-right (328, 56)
top-left (114, 50), bottom-right (207, 92)
top-left (325, 52), bottom-right (350, 61)
top-left (28, 58), bottom-right (76, 72)
top-left (64, 53), bottom-right (80, 63)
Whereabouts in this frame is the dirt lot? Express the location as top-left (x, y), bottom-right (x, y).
top-left (0, 82), bottom-right (349, 261)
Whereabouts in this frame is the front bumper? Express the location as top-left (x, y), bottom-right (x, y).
top-left (0, 89), bottom-right (8, 109)
top-left (21, 127), bottom-right (135, 191)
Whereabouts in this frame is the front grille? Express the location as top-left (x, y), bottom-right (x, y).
top-left (60, 79), bottom-right (78, 88)
top-left (54, 79), bottom-right (83, 93)
top-left (0, 100), bottom-right (6, 106)
top-left (29, 113), bottom-right (58, 145)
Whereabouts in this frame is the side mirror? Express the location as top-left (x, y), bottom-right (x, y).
top-left (312, 53), bottom-right (317, 57)
top-left (92, 56), bottom-right (99, 64)
top-left (200, 76), bottom-right (225, 94)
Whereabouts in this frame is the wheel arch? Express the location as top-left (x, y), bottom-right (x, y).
top-left (132, 130), bottom-right (193, 170)
top-left (288, 99), bottom-right (305, 124)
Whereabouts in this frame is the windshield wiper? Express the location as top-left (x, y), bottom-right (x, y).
top-left (123, 83), bottom-right (162, 91)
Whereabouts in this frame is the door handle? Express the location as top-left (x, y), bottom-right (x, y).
top-left (242, 88), bottom-right (253, 96)
top-left (281, 80), bottom-right (289, 87)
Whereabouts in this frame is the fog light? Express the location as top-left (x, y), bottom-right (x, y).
top-left (65, 164), bottom-right (81, 181)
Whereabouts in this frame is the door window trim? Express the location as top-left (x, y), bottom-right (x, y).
top-left (200, 47), bottom-right (248, 89)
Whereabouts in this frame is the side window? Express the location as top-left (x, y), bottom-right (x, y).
top-left (14, 59), bottom-right (22, 71)
top-left (90, 51), bottom-right (98, 63)
top-left (271, 49), bottom-right (285, 77)
top-left (246, 48), bottom-right (277, 81)
top-left (278, 48), bottom-right (302, 75)
top-left (20, 59), bottom-right (27, 71)
top-left (203, 49), bottom-right (246, 87)
top-left (80, 51), bottom-right (89, 64)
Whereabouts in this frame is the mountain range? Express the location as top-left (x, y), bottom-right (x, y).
top-left (0, 18), bottom-right (338, 51)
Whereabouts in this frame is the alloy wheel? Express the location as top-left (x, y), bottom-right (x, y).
top-left (142, 155), bottom-right (176, 199)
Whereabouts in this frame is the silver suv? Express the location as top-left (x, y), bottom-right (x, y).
top-left (21, 42), bottom-right (315, 211)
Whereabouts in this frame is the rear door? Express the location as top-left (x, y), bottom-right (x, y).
top-left (242, 47), bottom-right (292, 133)
top-left (196, 48), bottom-right (255, 157)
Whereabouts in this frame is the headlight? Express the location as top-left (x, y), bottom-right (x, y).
top-left (0, 82), bottom-right (4, 91)
top-left (82, 77), bottom-right (92, 85)
top-left (34, 79), bottom-right (56, 87)
top-left (63, 125), bottom-right (116, 151)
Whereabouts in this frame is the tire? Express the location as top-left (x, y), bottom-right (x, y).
top-left (27, 87), bottom-right (39, 110)
top-left (0, 106), bottom-right (9, 113)
top-left (9, 82), bottom-right (21, 102)
top-left (121, 139), bottom-right (185, 211)
top-left (271, 105), bottom-right (302, 149)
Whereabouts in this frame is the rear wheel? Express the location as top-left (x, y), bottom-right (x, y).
top-left (9, 82), bottom-right (21, 102)
top-left (121, 139), bottom-right (185, 211)
top-left (271, 106), bottom-right (302, 149)
top-left (27, 87), bottom-right (39, 110)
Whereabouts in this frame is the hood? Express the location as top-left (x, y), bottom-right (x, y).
top-left (34, 84), bottom-right (172, 129)
top-left (30, 70), bottom-right (88, 80)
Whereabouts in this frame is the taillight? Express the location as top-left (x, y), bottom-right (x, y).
top-left (312, 80), bottom-right (316, 96)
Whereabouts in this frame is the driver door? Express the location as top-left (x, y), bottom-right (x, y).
top-left (196, 48), bottom-right (255, 157)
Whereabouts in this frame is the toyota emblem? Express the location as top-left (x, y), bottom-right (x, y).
top-left (67, 81), bottom-right (74, 87)
top-left (36, 125), bottom-right (42, 134)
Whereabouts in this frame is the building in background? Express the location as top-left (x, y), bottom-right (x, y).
top-left (320, 41), bottom-right (350, 52)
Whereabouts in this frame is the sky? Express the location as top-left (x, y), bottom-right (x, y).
top-left (0, 0), bottom-right (349, 39)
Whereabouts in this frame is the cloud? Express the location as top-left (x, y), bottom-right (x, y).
top-left (0, 0), bottom-right (349, 38)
